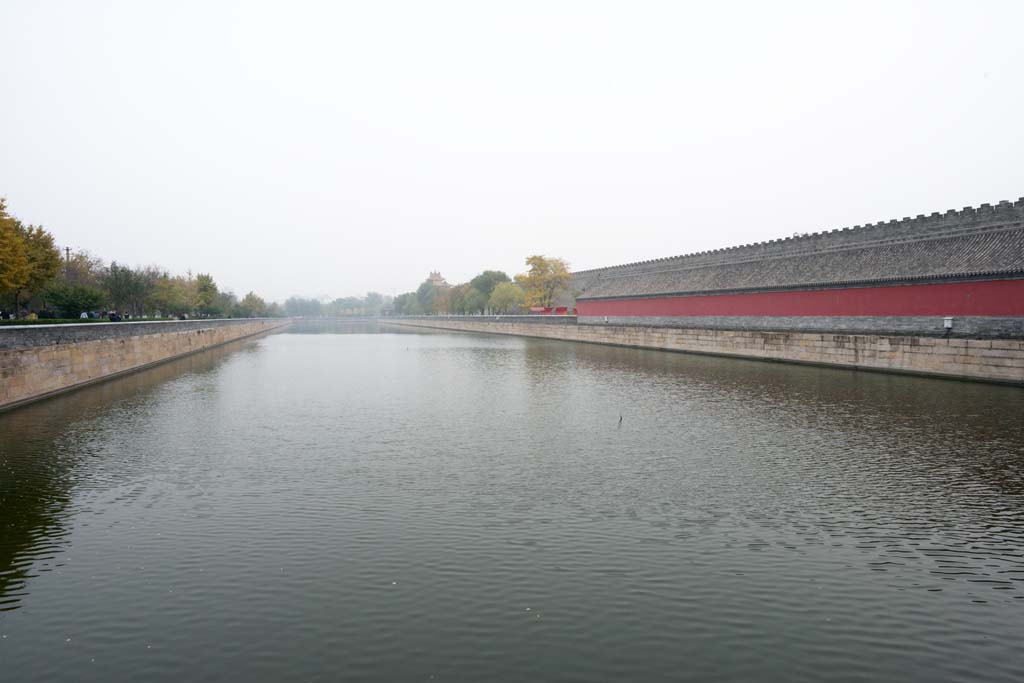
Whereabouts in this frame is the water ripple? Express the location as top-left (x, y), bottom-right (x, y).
top-left (1, 331), bottom-right (1023, 681)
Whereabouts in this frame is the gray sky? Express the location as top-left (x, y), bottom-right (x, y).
top-left (2, 1), bottom-right (1022, 302)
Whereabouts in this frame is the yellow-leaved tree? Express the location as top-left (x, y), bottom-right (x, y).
top-left (488, 281), bottom-right (525, 313)
top-left (0, 198), bottom-right (62, 315)
top-left (0, 199), bottom-right (31, 312)
top-left (514, 255), bottom-right (570, 308)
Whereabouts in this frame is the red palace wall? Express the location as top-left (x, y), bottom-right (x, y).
top-left (575, 279), bottom-right (1024, 318)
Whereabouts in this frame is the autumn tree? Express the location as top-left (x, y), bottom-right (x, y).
top-left (0, 200), bottom-right (31, 311)
top-left (488, 281), bottom-right (525, 313)
top-left (0, 200), bottom-right (61, 315)
top-left (432, 287), bottom-right (447, 314)
top-left (514, 255), bottom-right (570, 308)
top-left (62, 249), bottom-right (106, 288)
top-left (0, 198), bottom-right (272, 320)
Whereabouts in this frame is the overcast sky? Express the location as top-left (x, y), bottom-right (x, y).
top-left (2, 1), bottom-right (1022, 302)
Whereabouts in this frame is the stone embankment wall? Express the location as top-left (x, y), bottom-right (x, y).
top-left (383, 317), bottom-right (1024, 386)
top-left (0, 319), bottom-right (290, 410)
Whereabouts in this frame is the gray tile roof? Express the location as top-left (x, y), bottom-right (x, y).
top-left (573, 199), bottom-right (1024, 300)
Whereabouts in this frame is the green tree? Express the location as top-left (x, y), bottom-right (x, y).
top-left (488, 281), bottom-right (525, 313)
top-left (331, 296), bottom-right (366, 315)
top-left (148, 275), bottom-right (193, 316)
top-left (469, 270), bottom-right (510, 299)
top-left (364, 292), bottom-right (384, 315)
top-left (515, 255), bottom-right (570, 308)
top-left (194, 273), bottom-right (219, 315)
top-left (103, 262), bottom-right (132, 313)
top-left (0, 200), bottom-right (31, 312)
top-left (416, 280), bottom-right (438, 313)
top-left (236, 291), bottom-right (267, 317)
top-left (103, 262), bottom-right (155, 316)
top-left (447, 283), bottom-right (469, 314)
top-left (284, 296), bottom-right (323, 317)
top-left (393, 292), bottom-right (419, 315)
top-left (45, 283), bottom-right (107, 317)
top-left (462, 287), bottom-right (488, 314)
top-left (17, 224), bottom-right (61, 312)
top-left (215, 290), bottom-right (237, 317)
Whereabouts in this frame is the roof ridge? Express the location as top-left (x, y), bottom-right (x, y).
top-left (589, 221), bottom-right (1024, 280)
top-left (572, 197), bottom-right (1024, 276)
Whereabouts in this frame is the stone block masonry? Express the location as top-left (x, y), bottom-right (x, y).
top-left (0, 319), bottom-right (291, 411)
top-left (383, 317), bottom-right (1024, 386)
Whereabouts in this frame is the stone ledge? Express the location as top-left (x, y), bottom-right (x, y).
top-left (0, 318), bottom-right (287, 351)
top-left (382, 319), bottom-right (1024, 387)
top-left (0, 319), bottom-right (291, 411)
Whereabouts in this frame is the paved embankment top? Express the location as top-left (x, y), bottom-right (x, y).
top-left (0, 318), bottom-right (287, 351)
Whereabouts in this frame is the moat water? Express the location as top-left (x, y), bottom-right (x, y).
top-left (2, 324), bottom-right (1023, 681)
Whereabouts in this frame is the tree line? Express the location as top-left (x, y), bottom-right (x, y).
top-left (0, 197), bottom-right (278, 320)
top-left (1, 196), bottom-right (575, 322)
top-left (392, 256), bottom-right (572, 315)
top-left (282, 292), bottom-right (389, 317)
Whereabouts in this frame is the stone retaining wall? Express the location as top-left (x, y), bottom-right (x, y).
top-left (383, 318), bottom-right (1024, 386)
top-left (0, 319), bottom-right (290, 410)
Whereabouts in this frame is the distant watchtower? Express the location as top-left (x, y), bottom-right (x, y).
top-left (428, 271), bottom-right (449, 288)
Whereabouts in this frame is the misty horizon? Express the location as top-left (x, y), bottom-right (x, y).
top-left (3, 1), bottom-right (1023, 302)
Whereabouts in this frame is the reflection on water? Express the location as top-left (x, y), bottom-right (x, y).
top-left (0, 339), bottom-right (264, 612)
top-left (1, 329), bottom-right (1022, 682)
top-left (286, 318), bottom-right (381, 334)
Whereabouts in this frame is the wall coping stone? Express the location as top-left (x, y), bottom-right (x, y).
top-left (0, 318), bottom-right (286, 351)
